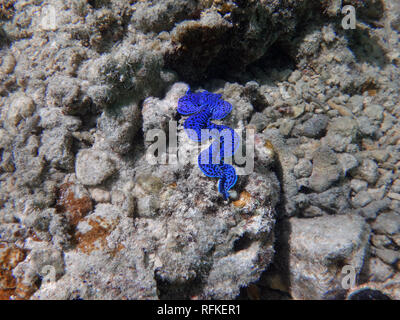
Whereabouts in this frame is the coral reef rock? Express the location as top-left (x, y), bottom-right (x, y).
top-left (0, 0), bottom-right (400, 300)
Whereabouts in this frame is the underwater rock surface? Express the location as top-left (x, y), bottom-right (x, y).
top-left (0, 0), bottom-right (400, 299)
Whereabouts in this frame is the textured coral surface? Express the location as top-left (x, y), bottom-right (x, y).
top-left (0, 0), bottom-right (399, 300)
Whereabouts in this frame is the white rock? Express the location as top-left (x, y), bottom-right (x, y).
top-left (288, 214), bottom-right (370, 299)
top-left (75, 149), bottom-right (116, 186)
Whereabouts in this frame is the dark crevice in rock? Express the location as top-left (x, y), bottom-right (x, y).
top-left (239, 217), bottom-right (292, 300)
top-left (155, 272), bottom-right (204, 300)
top-left (164, 1), bottom-right (318, 84)
top-left (271, 152), bottom-right (296, 218)
top-left (348, 288), bottom-right (391, 300)
top-left (345, 28), bottom-right (389, 68)
top-left (154, 256), bottom-right (213, 300)
top-left (298, 185), bottom-right (314, 194)
top-left (346, 0), bottom-right (385, 23)
top-left (233, 232), bottom-right (252, 252)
